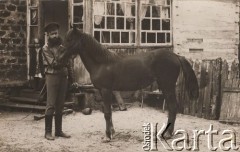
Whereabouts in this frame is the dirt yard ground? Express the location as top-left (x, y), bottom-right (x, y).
top-left (0, 102), bottom-right (239, 152)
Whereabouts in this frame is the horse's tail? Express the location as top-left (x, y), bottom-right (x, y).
top-left (178, 56), bottom-right (199, 100)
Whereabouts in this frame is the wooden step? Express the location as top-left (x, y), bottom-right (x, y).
top-left (20, 89), bottom-right (41, 99)
top-left (9, 96), bottom-right (46, 106)
top-left (0, 101), bottom-right (45, 113)
top-left (9, 96), bottom-right (75, 108)
top-left (21, 89), bottom-right (41, 94)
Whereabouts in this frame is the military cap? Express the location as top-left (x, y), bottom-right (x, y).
top-left (44, 22), bottom-right (59, 33)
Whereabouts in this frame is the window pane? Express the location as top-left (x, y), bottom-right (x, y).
top-left (167, 0), bottom-right (171, 5)
top-left (30, 27), bottom-right (38, 44)
top-left (121, 32), bottom-right (129, 43)
top-left (141, 32), bottom-right (146, 43)
top-left (94, 31), bottom-right (101, 42)
top-left (162, 19), bottom-right (170, 30)
top-left (152, 19), bottom-right (160, 30)
top-left (131, 5), bottom-right (136, 16)
top-left (126, 3), bottom-right (135, 17)
top-left (117, 3), bottom-right (124, 16)
top-left (102, 31), bottom-right (110, 43)
top-left (112, 32), bottom-right (120, 43)
top-left (167, 33), bottom-right (170, 43)
top-left (117, 17), bottom-right (124, 29)
top-left (141, 19), bottom-right (150, 30)
top-left (107, 17), bottom-right (115, 29)
top-left (94, 17), bottom-right (105, 29)
top-left (152, 6), bottom-right (160, 18)
top-left (130, 32), bottom-right (135, 43)
top-left (74, 6), bottom-right (83, 23)
top-left (30, 9), bottom-right (38, 25)
top-left (157, 33), bottom-right (165, 43)
top-left (94, 2), bottom-right (105, 15)
top-left (145, 6), bottom-right (151, 17)
top-left (147, 33), bottom-right (156, 43)
top-left (126, 18), bottom-right (135, 30)
top-left (162, 7), bottom-right (170, 18)
top-left (107, 3), bottom-right (115, 15)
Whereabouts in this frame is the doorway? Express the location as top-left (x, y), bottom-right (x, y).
top-left (27, 0), bottom-right (69, 80)
top-left (40, 0), bottom-right (68, 39)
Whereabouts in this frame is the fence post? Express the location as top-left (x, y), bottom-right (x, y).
top-left (197, 61), bottom-right (206, 118)
top-left (211, 58), bottom-right (222, 120)
top-left (204, 61), bottom-right (212, 119)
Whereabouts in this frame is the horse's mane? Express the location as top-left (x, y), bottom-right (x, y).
top-left (73, 29), bottom-right (121, 64)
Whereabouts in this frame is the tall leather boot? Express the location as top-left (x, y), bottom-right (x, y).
top-left (45, 115), bottom-right (55, 140)
top-left (55, 114), bottom-right (71, 138)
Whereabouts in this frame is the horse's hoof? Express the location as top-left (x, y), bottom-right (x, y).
top-left (119, 106), bottom-right (127, 111)
top-left (106, 128), bottom-right (115, 140)
top-left (101, 137), bottom-right (111, 143)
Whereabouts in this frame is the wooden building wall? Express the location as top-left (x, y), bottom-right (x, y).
top-left (172, 0), bottom-right (239, 60)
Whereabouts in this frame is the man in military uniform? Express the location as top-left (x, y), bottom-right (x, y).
top-left (42, 22), bottom-right (73, 140)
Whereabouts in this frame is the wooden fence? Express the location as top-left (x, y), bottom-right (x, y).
top-left (177, 58), bottom-right (240, 123)
top-left (219, 60), bottom-right (240, 123)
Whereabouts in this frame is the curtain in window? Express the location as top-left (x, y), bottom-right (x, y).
top-left (31, 9), bottom-right (38, 25)
top-left (154, 0), bottom-right (169, 18)
top-left (94, 2), bottom-right (105, 25)
top-left (141, 0), bottom-right (149, 20)
top-left (141, 0), bottom-right (168, 19)
top-left (119, 0), bottom-right (135, 43)
top-left (120, 0), bottom-right (132, 17)
top-left (120, 0), bottom-right (135, 24)
top-left (161, 7), bottom-right (169, 18)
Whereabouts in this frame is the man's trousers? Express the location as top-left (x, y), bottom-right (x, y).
top-left (45, 74), bottom-right (68, 116)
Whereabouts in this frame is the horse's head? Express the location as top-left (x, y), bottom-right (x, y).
top-left (61, 27), bottom-right (83, 60)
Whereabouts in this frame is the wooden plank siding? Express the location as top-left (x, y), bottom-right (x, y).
top-left (175, 58), bottom-right (240, 123)
top-left (219, 60), bottom-right (240, 123)
top-left (176, 58), bottom-right (223, 120)
top-left (172, 0), bottom-right (239, 60)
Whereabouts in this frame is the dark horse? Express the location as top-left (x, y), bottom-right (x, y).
top-left (61, 28), bottom-right (199, 141)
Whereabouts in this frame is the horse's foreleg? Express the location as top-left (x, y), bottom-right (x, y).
top-left (162, 90), bottom-right (177, 139)
top-left (101, 89), bottom-right (115, 142)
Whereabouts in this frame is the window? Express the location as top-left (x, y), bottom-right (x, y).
top-left (141, 0), bottom-right (171, 45)
top-left (93, 0), bottom-right (137, 45)
top-left (93, 0), bottom-right (172, 46)
top-left (71, 0), bottom-right (84, 30)
top-left (27, 0), bottom-right (39, 44)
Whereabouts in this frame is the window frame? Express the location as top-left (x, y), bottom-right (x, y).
top-left (92, 0), bottom-right (173, 48)
top-left (92, 0), bottom-right (137, 46)
top-left (27, 0), bottom-right (40, 79)
top-left (140, 1), bottom-right (172, 46)
top-left (70, 0), bottom-right (84, 30)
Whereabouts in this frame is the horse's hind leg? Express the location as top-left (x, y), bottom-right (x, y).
top-left (159, 84), bottom-right (178, 139)
top-left (113, 91), bottom-right (127, 111)
top-left (101, 89), bottom-right (115, 142)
